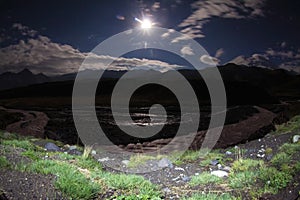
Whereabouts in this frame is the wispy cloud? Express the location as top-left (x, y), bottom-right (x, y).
top-left (172, 0), bottom-right (267, 42)
top-left (215, 48), bottom-right (224, 58)
top-left (0, 24), bottom-right (183, 75)
top-left (180, 45), bottom-right (194, 56)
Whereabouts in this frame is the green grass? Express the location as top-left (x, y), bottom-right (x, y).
top-left (258, 167), bottom-right (292, 194)
top-left (0, 156), bottom-right (10, 168)
top-left (279, 142), bottom-right (300, 156)
top-left (24, 159), bottom-right (100, 199)
top-left (229, 171), bottom-right (258, 189)
top-left (270, 152), bottom-right (291, 167)
top-left (2, 139), bottom-right (35, 150)
top-left (182, 193), bottom-right (237, 200)
top-left (189, 172), bottom-right (223, 186)
top-left (273, 115), bottom-right (300, 134)
top-left (231, 159), bottom-right (264, 173)
top-left (92, 172), bottom-right (162, 199)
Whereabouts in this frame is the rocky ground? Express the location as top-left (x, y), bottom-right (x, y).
top-left (0, 126), bottom-right (300, 199)
top-left (0, 104), bottom-right (300, 199)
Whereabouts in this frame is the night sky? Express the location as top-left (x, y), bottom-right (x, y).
top-left (0, 0), bottom-right (300, 75)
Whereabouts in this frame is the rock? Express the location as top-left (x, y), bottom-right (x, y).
top-left (217, 164), bottom-right (222, 169)
top-left (266, 154), bottom-right (273, 161)
top-left (158, 158), bottom-right (173, 169)
top-left (163, 187), bottom-right (171, 193)
top-left (225, 151), bottom-right (232, 155)
top-left (68, 149), bottom-right (82, 155)
top-left (182, 176), bottom-right (191, 182)
top-left (98, 157), bottom-right (110, 162)
top-left (211, 170), bottom-right (228, 177)
top-left (69, 145), bottom-right (77, 151)
top-left (121, 160), bottom-right (130, 166)
top-left (44, 142), bottom-right (61, 152)
top-left (195, 173), bottom-right (200, 176)
top-left (257, 153), bottom-right (265, 158)
top-left (210, 160), bottom-right (219, 166)
top-left (174, 167), bottom-right (185, 171)
top-left (91, 150), bottom-right (97, 155)
top-left (222, 166), bottom-right (231, 172)
top-left (292, 135), bottom-right (300, 143)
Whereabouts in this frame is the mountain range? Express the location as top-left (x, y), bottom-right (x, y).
top-left (0, 63), bottom-right (299, 107)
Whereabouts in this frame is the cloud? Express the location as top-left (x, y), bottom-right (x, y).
top-left (180, 45), bottom-right (194, 56)
top-left (265, 48), bottom-right (295, 59)
top-left (151, 2), bottom-right (160, 11)
top-left (200, 55), bottom-right (219, 65)
top-left (280, 41), bottom-right (287, 48)
top-left (0, 25), bottom-right (183, 75)
top-left (229, 53), bottom-right (274, 68)
top-left (215, 48), bottom-right (224, 58)
top-left (12, 23), bottom-right (37, 37)
top-left (172, 0), bottom-right (267, 41)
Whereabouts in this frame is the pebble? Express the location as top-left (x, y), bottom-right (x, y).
top-left (217, 164), bottom-right (222, 169)
top-left (225, 151), bottom-right (232, 155)
top-left (91, 150), bottom-right (97, 155)
top-left (210, 160), bottom-right (219, 166)
top-left (211, 170), bottom-right (228, 177)
top-left (292, 135), bottom-right (300, 143)
top-left (69, 145), bottom-right (77, 151)
top-left (195, 172), bottom-right (200, 176)
top-left (174, 167), bottom-right (185, 171)
top-left (121, 160), bottom-right (130, 166)
top-left (257, 153), bottom-right (265, 158)
top-left (163, 187), bottom-right (171, 193)
top-left (182, 176), bottom-right (191, 182)
top-left (222, 166), bottom-right (231, 172)
top-left (44, 142), bottom-right (61, 152)
top-left (98, 157), bottom-right (110, 162)
top-left (158, 158), bottom-right (173, 169)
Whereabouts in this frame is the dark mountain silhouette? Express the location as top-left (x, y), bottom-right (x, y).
top-left (2, 64), bottom-right (300, 107)
top-left (0, 68), bottom-right (51, 90)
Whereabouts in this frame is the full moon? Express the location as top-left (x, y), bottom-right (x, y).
top-left (141, 19), bottom-right (152, 29)
top-left (135, 17), bottom-right (153, 29)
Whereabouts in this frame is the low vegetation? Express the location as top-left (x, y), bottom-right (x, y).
top-left (0, 115), bottom-right (300, 199)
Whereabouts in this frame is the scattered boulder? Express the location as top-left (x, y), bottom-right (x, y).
top-left (44, 142), bottom-right (61, 152)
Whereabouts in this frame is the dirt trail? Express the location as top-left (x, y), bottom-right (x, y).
top-left (0, 106), bottom-right (49, 138)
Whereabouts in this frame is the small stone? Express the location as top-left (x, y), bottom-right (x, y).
top-left (68, 149), bottom-right (82, 156)
top-left (44, 142), bottom-right (61, 152)
top-left (69, 145), bottom-right (77, 150)
top-left (211, 170), bottom-right (228, 177)
top-left (210, 160), bottom-right (219, 166)
top-left (172, 176), bottom-right (180, 181)
top-left (292, 135), bottom-right (300, 143)
top-left (217, 164), bottom-right (222, 169)
top-left (91, 150), bottom-right (97, 155)
top-left (222, 166), bottom-right (231, 172)
top-left (195, 173), bottom-right (200, 176)
top-left (257, 153), bottom-right (265, 158)
top-left (174, 167), bottom-right (185, 171)
top-left (258, 139), bottom-right (261, 142)
top-left (158, 158), bottom-right (173, 169)
top-left (225, 151), bottom-right (232, 155)
top-left (98, 157), bottom-right (110, 162)
top-left (182, 176), bottom-right (191, 182)
top-left (121, 160), bottom-right (130, 166)
top-left (163, 187), bottom-right (171, 193)
top-left (266, 154), bottom-right (273, 161)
